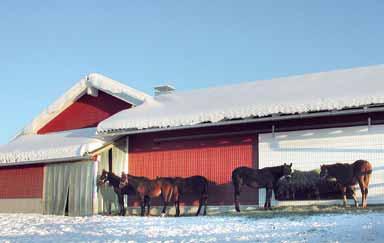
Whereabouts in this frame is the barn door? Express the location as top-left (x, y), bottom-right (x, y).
top-left (259, 124), bottom-right (384, 206)
top-left (97, 139), bottom-right (127, 214)
top-left (44, 161), bottom-right (95, 216)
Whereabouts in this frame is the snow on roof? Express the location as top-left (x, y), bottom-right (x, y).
top-left (19, 73), bottom-right (151, 136)
top-left (97, 64), bottom-right (384, 134)
top-left (0, 128), bottom-right (106, 166)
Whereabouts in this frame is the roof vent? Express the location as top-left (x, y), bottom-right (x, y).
top-left (154, 85), bottom-right (176, 96)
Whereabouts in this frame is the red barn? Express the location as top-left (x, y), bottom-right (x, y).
top-left (98, 65), bottom-right (384, 211)
top-left (2, 65), bottom-right (384, 216)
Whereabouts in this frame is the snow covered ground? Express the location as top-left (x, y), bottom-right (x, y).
top-left (0, 211), bottom-right (383, 243)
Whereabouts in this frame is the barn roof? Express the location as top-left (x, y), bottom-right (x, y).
top-left (0, 128), bottom-right (107, 166)
top-left (18, 73), bottom-right (151, 136)
top-left (97, 64), bottom-right (384, 134)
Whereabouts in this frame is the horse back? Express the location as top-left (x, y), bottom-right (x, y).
top-left (177, 175), bottom-right (208, 194)
top-left (232, 166), bottom-right (275, 187)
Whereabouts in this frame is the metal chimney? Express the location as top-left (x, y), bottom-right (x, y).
top-left (154, 85), bottom-right (176, 96)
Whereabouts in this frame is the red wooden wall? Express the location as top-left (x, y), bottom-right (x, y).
top-left (0, 164), bottom-right (44, 198)
top-left (129, 133), bottom-right (258, 206)
top-left (38, 91), bottom-right (132, 134)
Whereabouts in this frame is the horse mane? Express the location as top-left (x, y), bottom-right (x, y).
top-left (106, 171), bottom-right (121, 187)
top-left (262, 165), bottom-right (285, 175)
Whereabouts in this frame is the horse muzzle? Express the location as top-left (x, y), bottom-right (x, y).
top-left (119, 182), bottom-right (127, 189)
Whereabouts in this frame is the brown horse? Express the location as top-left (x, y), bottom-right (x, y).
top-left (156, 175), bottom-right (209, 216)
top-left (232, 163), bottom-right (293, 211)
top-left (119, 173), bottom-right (175, 216)
top-left (320, 160), bottom-right (372, 208)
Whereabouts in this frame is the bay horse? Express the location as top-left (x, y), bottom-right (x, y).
top-left (320, 160), bottom-right (372, 208)
top-left (119, 172), bottom-right (175, 216)
top-left (98, 169), bottom-right (130, 216)
top-left (156, 175), bottom-right (209, 216)
top-left (232, 163), bottom-right (293, 211)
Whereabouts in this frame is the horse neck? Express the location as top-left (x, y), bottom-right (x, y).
top-left (327, 164), bottom-right (346, 177)
top-left (127, 174), bottom-right (142, 188)
top-left (107, 173), bottom-right (120, 187)
top-left (267, 166), bottom-right (284, 179)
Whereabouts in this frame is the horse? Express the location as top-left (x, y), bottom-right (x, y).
top-left (232, 163), bottom-right (293, 211)
top-left (320, 160), bottom-right (372, 208)
top-left (98, 169), bottom-right (132, 216)
top-left (156, 175), bottom-right (209, 216)
top-left (119, 172), bottom-right (176, 216)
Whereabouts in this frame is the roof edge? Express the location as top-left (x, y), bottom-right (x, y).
top-left (16, 73), bottom-right (151, 138)
top-left (0, 155), bottom-right (92, 168)
top-left (97, 105), bottom-right (384, 136)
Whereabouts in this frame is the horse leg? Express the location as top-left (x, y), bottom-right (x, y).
top-left (146, 196), bottom-right (151, 216)
top-left (341, 186), bottom-right (347, 207)
top-left (358, 180), bottom-right (366, 208)
top-left (265, 187), bottom-right (273, 210)
top-left (118, 193), bottom-right (125, 216)
top-left (196, 197), bottom-right (203, 216)
top-left (140, 196), bottom-right (146, 217)
top-left (160, 192), bottom-right (168, 215)
top-left (203, 193), bottom-right (208, 216)
top-left (233, 176), bottom-right (242, 212)
top-left (363, 173), bottom-right (371, 208)
top-left (364, 188), bottom-right (369, 208)
top-left (349, 186), bottom-right (359, 208)
top-left (175, 199), bottom-right (180, 217)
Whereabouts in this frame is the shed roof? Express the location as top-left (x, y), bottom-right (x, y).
top-left (0, 128), bottom-right (107, 166)
top-left (97, 64), bottom-right (384, 134)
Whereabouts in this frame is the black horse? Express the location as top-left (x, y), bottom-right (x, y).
top-left (232, 163), bottom-right (293, 211)
top-left (99, 169), bottom-right (136, 216)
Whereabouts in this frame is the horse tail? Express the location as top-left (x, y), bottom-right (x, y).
top-left (232, 169), bottom-right (242, 212)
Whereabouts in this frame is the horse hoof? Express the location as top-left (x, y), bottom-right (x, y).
top-left (161, 213), bottom-right (166, 217)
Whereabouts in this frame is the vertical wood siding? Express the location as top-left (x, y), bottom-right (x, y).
top-left (129, 133), bottom-right (258, 205)
top-left (0, 164), bottom-right (44, 198)
top-left (38, 91), bottom-right (132, 134)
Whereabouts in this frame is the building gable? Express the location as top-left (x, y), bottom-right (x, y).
top-left (38, 90), bottom-right (132, 134)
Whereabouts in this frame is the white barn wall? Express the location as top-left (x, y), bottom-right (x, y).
top-left (259, 124), bottom-right (384, 206)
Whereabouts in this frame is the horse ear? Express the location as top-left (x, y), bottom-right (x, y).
top-left (289, 163), bottom-right (292, 167)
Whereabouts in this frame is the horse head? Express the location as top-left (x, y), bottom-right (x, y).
top-left (282, 163), bottom-right (293, 177)
top-left (320, 165), bottom-right (329, 179)
top-left (98, 169), bottom-right (109, 185)
top-left (119, 172), bottom-right (129, 189)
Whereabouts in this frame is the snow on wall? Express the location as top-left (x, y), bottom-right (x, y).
top-left (97, 64), bottom-right (384, 134)
top-left (19, 73), bottom-right (151, 136)
top-left (0, 128), bottom-right (105, 165)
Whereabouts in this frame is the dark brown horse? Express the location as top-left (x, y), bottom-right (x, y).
top-left (320, 160), bottom-right (372, 208)
top-left (98, 169), bottom-right (134, 216)
top-left (232, 163), bottom-right (293, 211)
top-left (156, 175), bottom-right (209, 216)
top-left (119, 172), bottom-right (175, 216)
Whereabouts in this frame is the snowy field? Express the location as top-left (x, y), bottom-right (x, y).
top-left (1, 209), bottom-right (384, 243)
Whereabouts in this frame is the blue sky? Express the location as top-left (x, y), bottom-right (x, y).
top-left (1, 0), bottom-right (383, 144)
